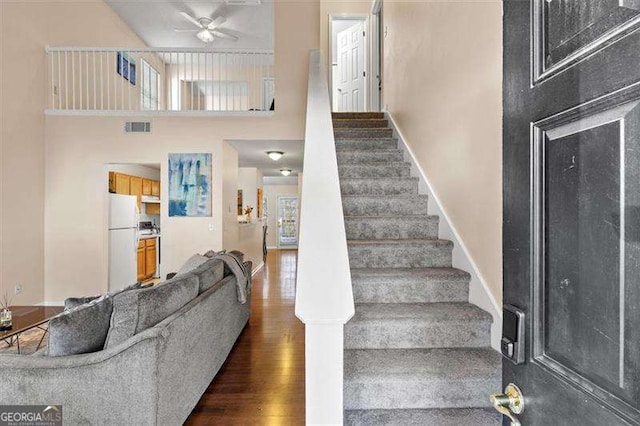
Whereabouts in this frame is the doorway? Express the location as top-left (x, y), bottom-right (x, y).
top-left (330, 16), bottom-right (368, 112)
top-left (277, 196), bottom-right (298, 248)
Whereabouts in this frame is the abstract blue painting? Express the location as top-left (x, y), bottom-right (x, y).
top-left (168, 153), bottom-right (212, 217)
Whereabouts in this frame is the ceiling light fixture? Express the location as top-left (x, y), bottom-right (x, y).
top-left (280, 169), bottom-right (292, 177)
top-left (197, 29), bottom-right (215, 43)
top-left (267, 151), bottom-right (284, 161)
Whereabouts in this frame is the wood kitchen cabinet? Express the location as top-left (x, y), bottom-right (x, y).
top-left (137, 244), bottom-right (146, 282)
top-left (137, 237), bottom-right (158, 282)
top-left (129, 176), bottom-right (143, 211)
top-left (109, 172), bottom-right (131, 195)
top-left (151, 180), bottom-right (160, 197)
top-left (142, 179), bottom-right (152, 196)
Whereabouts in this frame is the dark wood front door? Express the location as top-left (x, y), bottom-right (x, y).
top-left (503, 1), bottom-right (640, 424)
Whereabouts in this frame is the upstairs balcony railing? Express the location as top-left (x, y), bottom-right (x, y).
top-left (45, 47), bottom-right (274, 115)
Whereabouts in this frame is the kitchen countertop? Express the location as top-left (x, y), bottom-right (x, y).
top-left (139, 233), bottom-right (161, 240)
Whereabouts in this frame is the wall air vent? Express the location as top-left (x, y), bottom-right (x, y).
top-left (224, 0), bottom-right (261, 5)
top-left (124, 121), bottom-right (151, 133)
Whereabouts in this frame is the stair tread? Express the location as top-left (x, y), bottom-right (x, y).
top-left (345, 347), bottom-right (500, 381)
top-left (350, 267), bottom-right (470, 281)
top-left (348, 239), bottom-right (452, 246)
top-left (341, 177), bottom-right (418, 181)
top-left (344, 408), bottom-right (501, 426)
top-left (338, 162), bottom-right (409, 167)
top-left (352, 302), bottom-right (492, 322)
top-left (345, 214), bottom-right (436, 219)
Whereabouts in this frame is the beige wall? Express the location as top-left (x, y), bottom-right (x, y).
top-left (382, 0), bottom-right (503, 303)
top-left (1, 0), bottom-right (319, 303)
top-left (1, 0), bottom-right (149, 305)
top-left (319, 0), bottom-right (371, 73)
top-left (264, 184), bottom-right (299, 248)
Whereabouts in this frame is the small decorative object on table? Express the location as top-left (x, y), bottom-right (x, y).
top-left (244, 206), bottom-right (254, 223)
top-left (0, 291), bottom-right (13, 331)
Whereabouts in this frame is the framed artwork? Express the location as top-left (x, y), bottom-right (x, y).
top-left (257, 188), bottom-right (263, 218)
top-left (237, 190), bottom-right (243, 215)
top-left (168, 153), bottom-right (212, 217)
top-left (117, 52), bottom-right (136, 86)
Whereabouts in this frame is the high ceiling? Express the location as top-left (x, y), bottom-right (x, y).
top-left (227, 140), bottom-right (304, 177)
top-left (104, 0), bottom-right (273, 50)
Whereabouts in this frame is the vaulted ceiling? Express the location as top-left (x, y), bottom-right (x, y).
top-left (104, 0), bottom-right (273, 50)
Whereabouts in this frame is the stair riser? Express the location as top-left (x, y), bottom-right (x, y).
top-left (344, 320), bottom-right (491, 349)
top-left (341, 179), bottom-right (418, 196)
top-left (335, 128), bottom-right (393, 139)
top-left (336, 139), bottom-right (398, 150)
top-left (339, 165), bottom-right (411, 179)
top-left (344, 378), bottom-right (499, 410)
top-left (333, 112), bottom-right (385, 120)
top-left (353, 280), bottom-right (469, 303)
top-left (344, 408), bottom-right (501, 426)
top-left (333, 120), bottom-right (389, 128)
top-left (337, 151), bottom-right (405, 164)
top-left (342, 196), bottom-right (429, 217)
top-left (348, 244), bottom-right (452, 268)
top-left (345, 217), bottom-right (438, 240)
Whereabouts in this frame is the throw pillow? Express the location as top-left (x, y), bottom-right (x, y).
top-left (192, 258), bottom-right (224, 293)
top-left (48, 295), bottom-right (113, 357)
top-left (63, 282), bottom-right (142, 311)
top-left (177, 254), bottom-right (209, 275)
top-left (104, 274), bottom-right (199, 348)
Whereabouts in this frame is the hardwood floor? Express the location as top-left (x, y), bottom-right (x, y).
top-left (186, 249), bottom-right (305, 425)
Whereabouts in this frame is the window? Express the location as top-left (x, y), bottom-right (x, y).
top-left (140, 60), bottom-right (159, 111)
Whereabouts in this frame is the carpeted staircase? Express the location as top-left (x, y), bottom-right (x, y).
top-left (333, 112), bottom-right (501, 426)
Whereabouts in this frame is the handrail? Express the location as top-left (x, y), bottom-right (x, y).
top-left (295, 50), bottom-right (354, 425)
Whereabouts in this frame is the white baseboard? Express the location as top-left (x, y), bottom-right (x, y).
top-left (267, 246), bottom-right (279, 250)
top-left (36, 301), bottom-right (65, 307)
top-left (251, 261), bottom-right (265, 276)
top-left (386, 112), bottom-right (502, 351)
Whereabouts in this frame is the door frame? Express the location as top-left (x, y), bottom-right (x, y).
top-left (328, 14), bottom-right (370, 112)
top-left (370, 0), bottom-right (382, 112)
top-left (276, 195), bottom-right (299, 249)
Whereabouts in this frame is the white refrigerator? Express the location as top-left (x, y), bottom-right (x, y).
top-left (109, 194), bottom-right (139, 292)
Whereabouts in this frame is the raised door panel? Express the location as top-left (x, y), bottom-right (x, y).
top-left (533, 0), bottom-right (640, 83)
top-left (115, 173), bottom-right (130, 195)
top-left (142, 179), bottom-right (152, 196)
top-left (145, 246), bottom-right (157, 278)
top-left (137, 248), bottom-right (146, 282)
top-left (151, 180), bottom-right (160, 197)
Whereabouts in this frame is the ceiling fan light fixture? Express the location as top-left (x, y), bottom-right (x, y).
top-left (197, 29), bottom-right (215, 43)
top-left (267, 151), bottom-right (284, 161)
top-left (280, 169), bottom-right (292, 177)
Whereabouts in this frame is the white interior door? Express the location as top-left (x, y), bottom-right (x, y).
top-left (336, 22), bottom-right (365, 112)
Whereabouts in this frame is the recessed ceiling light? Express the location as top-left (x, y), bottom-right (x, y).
top-left (280, 169), bottom-right (292, 176)
top-left (267, 151), bottom-right (284, 161)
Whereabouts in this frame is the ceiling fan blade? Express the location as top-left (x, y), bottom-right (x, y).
top-left (174, 29), bottom-right (200, 32)
top-left (207, 16), bottom-right (227, 30)
top-left (180, 12), bottom-right (204, 28)
top-left (211, 29), bottom-right (239, 41)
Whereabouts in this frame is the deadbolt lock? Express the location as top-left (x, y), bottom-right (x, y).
top-left (490, 383), bottom-right (524, 426)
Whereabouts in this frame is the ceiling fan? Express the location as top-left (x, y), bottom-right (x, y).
top-left (175, 12), bottom-right (239, 43)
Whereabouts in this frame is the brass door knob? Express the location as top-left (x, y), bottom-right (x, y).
top-left (490, 383), bottom-right (524, 426)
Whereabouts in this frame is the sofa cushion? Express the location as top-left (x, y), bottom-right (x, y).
top-left (191, 258), bottom-right (224, 294)
top-left (177, 254), bottom-right (209, 275)
top-left (48, 295), bottom-right (113, 357)
top-left (104, 274), bottom-right (199, 348)
top-left (63, 282), bottom-right (142, 311)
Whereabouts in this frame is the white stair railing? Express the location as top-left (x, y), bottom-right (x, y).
top-left (295, 49), bottom-right (354, 425)
top-left (45, 47), bottom-right (274, 115)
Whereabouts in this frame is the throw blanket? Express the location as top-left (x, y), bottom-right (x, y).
top-left (212, 253), bottom-right (252, 304)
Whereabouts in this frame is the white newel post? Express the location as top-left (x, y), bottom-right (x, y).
top-left (306, 323), bottom-right (345, 425)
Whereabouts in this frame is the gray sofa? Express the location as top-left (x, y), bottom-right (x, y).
top-left (0, 259), bottom-right (251, 425)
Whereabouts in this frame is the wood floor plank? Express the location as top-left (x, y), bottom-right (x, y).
top-left (186, 250), bottom-right (305, 425)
